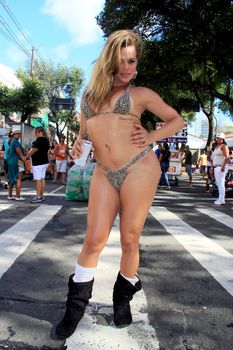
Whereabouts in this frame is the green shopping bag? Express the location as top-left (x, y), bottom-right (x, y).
top-left (65, 163), bottom-right (95, 201)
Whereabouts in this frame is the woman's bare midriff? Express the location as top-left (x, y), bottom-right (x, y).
top-left (87, 113), bottom-right (149, 169)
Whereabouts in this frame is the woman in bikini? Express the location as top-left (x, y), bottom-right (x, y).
top-left (56, 29), bottom-right (184, 339)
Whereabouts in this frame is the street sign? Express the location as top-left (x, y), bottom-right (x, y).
top-left (49, 98), bottom-right (75, 111)
top-left (156, 122), bottom-right (188, 143)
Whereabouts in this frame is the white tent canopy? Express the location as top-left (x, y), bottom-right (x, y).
top-left (187, 134), bottom-right (206, 149)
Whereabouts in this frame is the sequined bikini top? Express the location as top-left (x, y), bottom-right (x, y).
top-left (80, 85), bottom-right (135, 120)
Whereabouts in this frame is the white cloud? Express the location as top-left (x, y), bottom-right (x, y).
top-left (42, 0), bottom-right (105, 46)
top-left (50, 43), bottom-right (70, 61)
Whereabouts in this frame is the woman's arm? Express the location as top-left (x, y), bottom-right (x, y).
top-left (221, 144), bottom-right (230, 171)
top-left (27, 147), bottom-right (38, 158)
top-left (15, 147), bottom-right (26, 162)
top-left (131, 87), bottom-right (185, 147)
top-left (71, 113), bottom-right (88, 158)
top-left (48, 148), bottom-right (51, 159)
top-left (78, 113), bottom-right (88, 140)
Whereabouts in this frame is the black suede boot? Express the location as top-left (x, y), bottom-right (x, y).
top-left (113, 272), bottom-right (142, 328)
top-left (55, 274), bottom-right (94, 339)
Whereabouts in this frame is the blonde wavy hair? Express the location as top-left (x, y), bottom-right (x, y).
top-left (85, 29), bottom-right (143, 111)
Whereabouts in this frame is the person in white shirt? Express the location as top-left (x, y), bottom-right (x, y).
top-left (211, 133), bottom-right (229, 205)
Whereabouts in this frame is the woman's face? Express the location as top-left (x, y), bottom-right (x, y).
top-left (14, 133), bottom-right (21, 139)
top-left (35, 130), bottom-right (43, 138)
top-left (216, 137), bottom-right (223, 144)
top-left (113, 45), bottom-right (137, 86)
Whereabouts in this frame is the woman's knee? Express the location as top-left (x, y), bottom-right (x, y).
top-left (83, 230), bottom-right (108, 255)
top-left (121, 231), bottom-right (140, 253)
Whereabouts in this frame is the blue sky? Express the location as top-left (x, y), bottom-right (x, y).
top-left (0, 0), bottom-right (105, 84)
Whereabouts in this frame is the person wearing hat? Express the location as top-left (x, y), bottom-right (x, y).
top-left (7, 128), bottom-right (26, 200)
top-left (211, 132), bottom-right (229, 205)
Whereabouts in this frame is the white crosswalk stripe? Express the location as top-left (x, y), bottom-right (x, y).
top-left (149, 206), bottom-right (233, 297)
top-left (0, 204), bottom-right (62, 279)
top-left (196, 207), bottom-right (233, 229)
top-left (0, 203), bottom-right (13, 211)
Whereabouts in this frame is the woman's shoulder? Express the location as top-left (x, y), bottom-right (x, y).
top-left (12, 138), bottom-right (19, 146)
top-left (131, 86), bottom-right (156, 94)
top-left (221, 143), bottom-right (229, 153)
top-left (130, 86), bottom-right (161, 102)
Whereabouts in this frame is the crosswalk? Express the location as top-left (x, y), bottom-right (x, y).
top-left (196, 207), bottom-right (233, 229)
top-left (0, 200), bottom-right (233, 349)
top-left (149, 206), bottom-right (233, 297)
top-left (0, 204), bottom-right (62, 279)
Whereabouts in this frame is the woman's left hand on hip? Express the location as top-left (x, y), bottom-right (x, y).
top-left (130, 124), bottom-right (150, 147)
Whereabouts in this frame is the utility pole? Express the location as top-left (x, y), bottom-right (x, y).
top-left (30, 47), bottom-right (35, 77)
top-left (27, 46), bottom-right (35, 127)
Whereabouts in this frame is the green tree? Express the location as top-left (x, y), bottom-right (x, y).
top-left (16, 77), bottom-right (44, 122)
top-left (0, 83), bottom-right (14, 117)
top-left (17, 61), bottom-right (84, 135)
top-left (97, 0), bottom-right (233, 146)
top-left (0, 77), bottom-right (44, 122)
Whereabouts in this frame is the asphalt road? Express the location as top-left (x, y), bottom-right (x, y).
top-left (0, 173), bottom-right (232, 350)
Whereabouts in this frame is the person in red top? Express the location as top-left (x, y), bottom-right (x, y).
top-left (54, 135), bottom-right (68, 185)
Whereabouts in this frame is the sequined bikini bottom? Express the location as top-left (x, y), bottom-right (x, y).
top-left (97, 146), bottom-right (152, 192)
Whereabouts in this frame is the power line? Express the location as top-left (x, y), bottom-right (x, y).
top-left (0, 16), bottom-right (31, 57)
top-left (0, 25), bottom-right (19, 47)
top-left (1, 0), bottom-right (34, 48)
top-left (0, 0), bottom-right (49, 74)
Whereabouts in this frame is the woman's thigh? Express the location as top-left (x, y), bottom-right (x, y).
top-left (119, 152), bottom-right (160, 238)
top-left (85, 166), bottom-right (120, 245)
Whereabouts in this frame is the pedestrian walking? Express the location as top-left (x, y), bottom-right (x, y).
top-left (54, 135), bottom-right (68, 185)
top-left (55, 29), bottom-right (184, 339)
top-left (48, 139), bottom-right (57, 182)
top-left (183, 144), bottom-right (193, 186)
top-left (160, 143), bottom-right (171, 189)
top-left (7, 129), bottom-right (26, 200)
top-left (211, 133), bottom-right (229, 205)
top-left (198, 149), bottom-right (207, 179)
top-left (26, 127), bottom-right (50, 203)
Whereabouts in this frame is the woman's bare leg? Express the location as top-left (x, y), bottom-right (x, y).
top-left (53, 164), bottom-right (58, 183)
top-left (16, 172), bottom-right (23, 197)
top-left (78, 166), bottom-right (120, 267)
top-left (8, 184), bottom-right (14, 197)
top-left (119, 152), bottom-right (161, 277)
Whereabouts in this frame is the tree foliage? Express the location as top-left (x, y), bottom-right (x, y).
top-left (97, 0), bottom-right (233, 145)
top-left (0, 83), bottom-right (14, 116)
top-left (0, 77), bottom-right (44, 121)
top-left (17, 61), bottom-right (84, 133)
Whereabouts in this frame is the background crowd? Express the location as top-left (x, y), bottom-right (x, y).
top-left (1, 128), bottom-right (232, 206)
top-left (154, 132), bottom-right (232, 205)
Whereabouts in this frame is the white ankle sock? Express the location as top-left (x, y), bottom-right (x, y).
top-left (73, 263), bottom-right (96, 283)
top-left (120, 272), bottom-right (139, 286)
